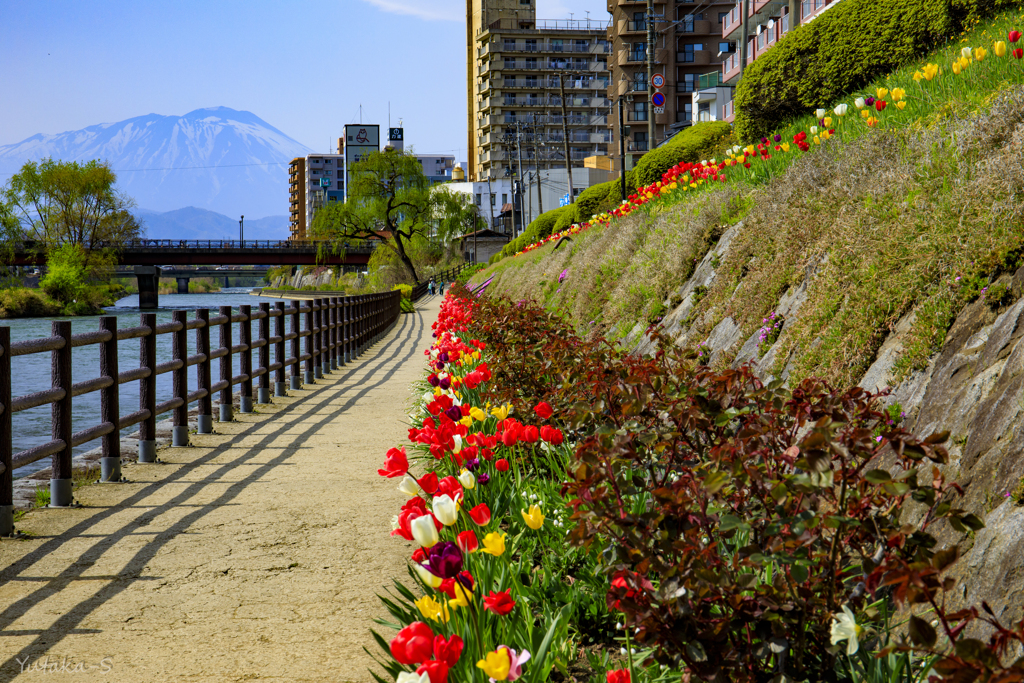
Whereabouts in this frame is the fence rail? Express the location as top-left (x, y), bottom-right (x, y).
top-left (0, 290), bottom-right (403, 534)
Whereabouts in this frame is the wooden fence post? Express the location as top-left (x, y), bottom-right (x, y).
top-left (196, 309), bottom-right (213, 434)
top-left (0, 326), bottom-right (12, 535)
top-left (99, 316), bottom-right (122, 481)
top-left (139, 313), bottom-right (157, 463)
top-left (219, 305), bottom-right (233, 423)
top-left (172, 310), bottom-right (189, 446)
top-left (239, 304), bottom-right (253, 413)
top-left (290, 300), bottom-right (302, 390)
top-left (322, 298), bottom-right (332, 376)
top-left (327, 297), bottom-right (337, 371)
top-left (258, 302), bottom-right (271, 404)
top-left (274, 302), bottom-right (287, 396)
top-left (304, 300), bottom-right (315, 384)
top-left (342, 297), bottom-right (350, 363)
top-left (51, 320), bottom-right (74, 505)
top-left (313, 298), bottom-right (323, 380)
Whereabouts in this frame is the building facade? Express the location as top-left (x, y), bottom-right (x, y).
top-left (605, 0), bottom-right (734, 166)
top-left (467, 0), bottom-right (613, 182)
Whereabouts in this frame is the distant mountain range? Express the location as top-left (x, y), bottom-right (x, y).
top-left (0, 107), bottom-right (313, 219)
top-left (135, 207), bottom-right (290, 241)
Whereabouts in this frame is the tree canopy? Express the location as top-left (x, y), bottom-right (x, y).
top-left (2, 158), bottom-right (141, 264)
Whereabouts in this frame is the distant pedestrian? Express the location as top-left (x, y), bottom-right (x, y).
top-left (428, 278), bottom-right (435, 295)
top-left (439, 280), bottom-right (446, 296)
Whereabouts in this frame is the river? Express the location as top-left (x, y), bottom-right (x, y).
top-left (6, 289), bottom-right (285, 479)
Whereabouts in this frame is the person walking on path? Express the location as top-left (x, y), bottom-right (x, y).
top-left (428, 277), bottom-right (435, 296)
top-left (439, 279), bottom-right (446, 296)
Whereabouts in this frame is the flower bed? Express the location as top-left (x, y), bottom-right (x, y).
top-left (371, 286), bottom-right (1024, 683)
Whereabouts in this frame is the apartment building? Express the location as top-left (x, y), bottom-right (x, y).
top-left (606, 0), bottom-right (734, 163)
top-left (467, 0), bottom-right (613, 182)
top-left (712, 0), bottom-right (847, 122)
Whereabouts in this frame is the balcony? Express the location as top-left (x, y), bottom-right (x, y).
top-left (500, 60), bottom-right (542, 71)
top-left (627, 111), bottom-right (649, 122)
top-left (697, 71), bottom-right (722, 89)
top-left (618, 19), bottom-right (647, 35)
top-left (626, 141), bottom-right (649, 152)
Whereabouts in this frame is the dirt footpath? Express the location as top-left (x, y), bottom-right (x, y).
top-left (0, 297), bottom-right (441, 682)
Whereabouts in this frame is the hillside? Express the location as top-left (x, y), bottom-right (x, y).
top-left (0, 107), bottom-right (312, 218)
top-left (470, 9), bottom-right (1024, 624)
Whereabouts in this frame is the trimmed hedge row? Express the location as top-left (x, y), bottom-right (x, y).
top-left (631, 121), bottom-right (733, 186)
top-left (733, 0), bottom-right (1015, 141)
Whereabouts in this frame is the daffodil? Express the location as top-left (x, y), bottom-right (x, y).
top-left (830, 605), bottom-right (863, 655)
top-left (480, 531), bottom-right (507, 557)
top-left (522, 504), bottom-right (544, 530)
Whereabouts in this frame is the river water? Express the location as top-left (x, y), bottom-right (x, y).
top-left (7, 289), bottom-right (288, 479)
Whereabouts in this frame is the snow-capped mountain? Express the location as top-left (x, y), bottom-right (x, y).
top-left (0, 107), bottom-right (313, 219)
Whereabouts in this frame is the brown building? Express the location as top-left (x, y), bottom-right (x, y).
top-left (606, 0), bottom-right (735, 166)
top-left (288, 157), bottom-right (306, 240)
top-left (467, 0), bottom-right (613, 182)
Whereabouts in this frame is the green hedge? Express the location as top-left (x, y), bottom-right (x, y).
top-left (632, 121), bottom-right (734, 187)
top-left (733, 0), bottom-right (966, 141)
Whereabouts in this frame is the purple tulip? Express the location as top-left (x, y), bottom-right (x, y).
top-left (465, 457), bottom-right (481, 471)
top-left (439, 351), bottom-right (450, 363)
top-left (478, 473), bottom-right (490, 485)
top-left (426, 542), bottom-right (463, 579)
top-left (865, 96), bottom-right (875, 106)
top-left (445, 406), bottom-right (463, 422)
top-left (773, 134), bottom-right (781, 142)
top-left (428, 375), bottom-right (439, 387)
top-left (438, 377), bottom-right (451, 390)
top-left (760, 137), bottom-right (768, 144)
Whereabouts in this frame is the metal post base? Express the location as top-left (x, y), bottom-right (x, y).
top-left (0, 505), bottom-right (13, 535)
top-left (138, 440), bottom-right (157, 463)
top-left (314, 366), bottom-right (323, 379)
top-left (258, 387), bottom-right (271, 404)
top-left (100, 456), bottom-right (122, 482)
top-left (290, 376), bottom-right (301, 391)
top-left (50, 478), bottom-right (73, 507)
top-left (172, 426), bottom-right (189, 447)
top-left (197, 414), bottom-right (213, 434)
top-left (331, 358), bottom-right (338, 370)
top-left (304, 371), bottom-right (315, 384)
top-left (275, 381), bottom-right (287, 397)
top-left (219, 404), bottom-right (233, 423)
top-left (322, 362), bottom-right (331, 376)
top-left (239, 396), bottom-right (253, 413)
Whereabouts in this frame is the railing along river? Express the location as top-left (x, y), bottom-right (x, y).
top-left (0, 291), bottom-right (403, 534)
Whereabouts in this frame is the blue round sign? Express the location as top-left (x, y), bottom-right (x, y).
top-left (651, 92), bottom-right (666, 107)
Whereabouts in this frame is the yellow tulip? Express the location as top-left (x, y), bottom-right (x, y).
top-left (813, 135), bottom-right (821, 145)
top-left (896, 101), bottom-right (907, 110)
top-left (823, 116), bottom-right (833, 127)
top-left (876, 87), bottom-right (888, 99)
top-left (959, 55), bottom-right (970, 69)
top-left (448, 581), bottom-right (473, 609)
top-left (913, 70), bottom-right (923, 82)
top-left (477, 650), bottom-right (512, 681)
top-left (891, 87), bottom-right (906, 101)
top-left (469, 406), bottom-right (487, 422)
top-left (522, 504), bottom-right (544, 530)
top-left (975, 47), bottom-right (987, 61)
top-left (415, 594), bottom-right (450, 623)
top-left (923, 63), bottom-right (939, 80)
top-left (861, 109), bottom-right (871, 118)
top-left (781, 142), bottom-right (790, 152)
top-left (460, 415), bottom-right (472, 427)
top-left (995, 40), bottom-right (1007, 57)
top-left (490, 404), bottom-right (510, 420)
top-left (480, 532), bottom-right (507, 557)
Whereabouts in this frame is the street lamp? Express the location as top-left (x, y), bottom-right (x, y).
top-left (239, 215), bottom-right (244, 244)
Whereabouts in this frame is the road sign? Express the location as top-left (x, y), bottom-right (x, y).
top-left (651, 73), bottom-right (665, 89)
top-left (651, 92), bottom-right (666, 107)
top-left (653, 106), bottom-right (665, 115)
top-left (320, 177), bottom-right (332, 187)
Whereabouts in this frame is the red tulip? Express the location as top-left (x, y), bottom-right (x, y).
top-left (377, 446), bottom-right (408, 478)
top-left (533, 401), bottom-right (553, 420)
top-left (435, 475), bottom-right (463, 501)
top-left (522, 425), bottom-right (540, 443)
top-left (433, 634), bottom-right (464, 666)
top-left (875, 100), bottom-right (887, 112)
top-left (468, 503), bottom-right (491, 525)
top-left (1015, 47), bottom-right (1024, 59)
top-left (390, 622), bottom-right (435, 665)
top-left (1009, 29), bottom-right (1021, 43)
top-left (418, 472), bottom-right (439, 495)
top-left (456, 529), bottom-right (478, 553)
top-left (607, 670), bottom-right (631, 683)
top-left (483, 589), bottom-right (517, 616)
top-left (439, 571), bottom-right (474, 599)
top-left (495, 458), bottom-right (509, 472)
top-left (540, 425), bottom-right (564, 445)
top-left (416, 660), bottom-right (450, 683)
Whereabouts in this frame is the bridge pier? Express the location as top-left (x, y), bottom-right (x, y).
top-left (134, 266), bottom-right (162, 309)
top-left (177, 277), bottom-right (190, 294)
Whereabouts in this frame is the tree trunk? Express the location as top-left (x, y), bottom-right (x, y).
top-left (393, 236), bottom-right (419, 283)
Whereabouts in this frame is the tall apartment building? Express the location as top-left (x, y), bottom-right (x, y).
top-left (606, 0), bottom-right (734, 162)
top-left (467, 0), bottom-right (613, 182)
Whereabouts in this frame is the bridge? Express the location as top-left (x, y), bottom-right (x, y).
top-left (14, 240), bottom-right (380, 308)
top-left (113, 266), bottom-right (273, 294)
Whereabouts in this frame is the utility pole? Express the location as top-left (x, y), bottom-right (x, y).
top-left (618, 98), bottom-right (627, 202)
top-left (557, 74), bottom-right (575, 203)
top-left (740, 0), bottom-right (750, 78)
top-left (527, 172), bottom-right (533, 225)
top-left (239, 215), bottom-right (244, 243)
top-left (536, 170), bottom-right (544, 216)
top-left (514, 124), bottom-right (525, 235)
top-left (646, 0), bottom-right (656, 150)
top-left (486, 176), bottom-right (496, 232)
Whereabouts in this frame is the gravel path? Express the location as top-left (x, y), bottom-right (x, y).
top-left (0, 296), bottom-right (441, 682)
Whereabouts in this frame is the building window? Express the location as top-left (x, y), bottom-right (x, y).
top-left (525, 57), bottom-right (537, 69)
top-left (525, 39), bottom-right (536, 52)
top-left (550, 39), bottom-right (563, 52)
top-left (337, 181), bottom-right (343, 190)
top-left (325, 170), bottom-right (332, 176)
top-left (504, 39), bottom-right (515, 51)
top-left (757, 30), bottom-right (765, 49)
top-left (501, 193), bottom-right (508, 204)
top-left (718, 11), bottom-right (729, 23)
top-left (325, 159), bottom-right (332, 164)
top-left (490, 194), bottom-right (496, 206)
top-left (678, 43), bottom-right (702, 62)
top-left (475, 194), bottom-right (482, 206)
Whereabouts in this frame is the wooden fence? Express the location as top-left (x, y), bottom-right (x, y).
top-left (0, 291), bottom-right (402, 534)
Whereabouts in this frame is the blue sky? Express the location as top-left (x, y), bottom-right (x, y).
top-left (0, 0), bottom-right (605, 163)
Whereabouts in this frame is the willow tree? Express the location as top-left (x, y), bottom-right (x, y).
top-left (312, 148), bottom-right (435, 283)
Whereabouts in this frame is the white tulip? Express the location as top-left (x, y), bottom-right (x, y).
top-left (810, 126), bottom-right (818, 134)
top-left (398, 669), bottom-right (432, 683)
top-left (432, 494), bottom-right (459, 526)
top-left (412, 562), bottom-right (442, 589)
top-left (459, 469), bottom-right (476, 490)
top-left (452, 434), bottom-right (463, 453)
top-left (834, 103), bottom-right (848, 116)
top-left (854, 97), bottom-right (865, 109)
top-left (815, 108), bottom-right (826, 118)
top-left (397, 475), bottom-right (421, 497)
top-left (410, 514), bottom-right (439, 547)
top-left (961, 46), bottom-right (973, 59)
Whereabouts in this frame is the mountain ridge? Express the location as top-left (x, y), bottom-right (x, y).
top-left (134, 206), bottom-right (290, 241)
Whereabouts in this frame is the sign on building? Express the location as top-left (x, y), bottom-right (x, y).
top-left (559, 193), bottom-right (571, 207)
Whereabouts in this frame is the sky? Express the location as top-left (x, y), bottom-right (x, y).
top-left (0, 0), bottom-right (607, 163)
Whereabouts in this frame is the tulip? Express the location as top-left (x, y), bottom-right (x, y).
top-left (923, 63), bottom-right (939, 80)
top-left (533, 402), bottom-right (553, 420)
top-left (861, 109), bottom-right (871, 118)
top-left (875, 87), bottom-right (888, 99)
top-left (469, 406), bottom-right (487, 422)
top-left (391, 622), bottom-right (436, 666)
top-left (896, 101), bottom-right (907, 110)
top-left (490, 404), bottom-right (510, 420)
top-left (411, 514), bottom-right (440, 548)
top-left (823, 116), bottom-right (833, 127)
top-left (961, 46), bottom-right (973, 60)
top-left (378, 446), bottom-right (409, 478)
top-left (1015, 48), bottom-right (1024, 59)
top-left (810, 125), bottom-right (818, 134)
top-left (959, 55), bottom-right (970, 70)
top-left (416, 661), bottom-right (449, 683)
top-left (397, 672), bottom-right (431, 683)
top-left (419, 472), bottom-right (439, 495)
top-left (854, 97), bottom-right (865, 109)
top-left (457, 529), bottom-right (478, 553)
top-left (415, 594), bottom-right (450, 623)
top-left (522, 504), bottom-right (544, 530)
top-left (504, 647), bottom-right (531, 681)
top-left (891, 87), bottom-right (906, 101)
top-left (428, 541), bottom-right (463, 578)
top-left (483, 589), bottom-right (517, 616)
top-left (398, 474), bottom-right (422, 497)
top-left (495, 458), bottom-right (509, 472)
top-left (468, 503), bottom-right (492, 525)
top-left (995, 40), bottom-right (1007, 57)
top-left (1009, 30), bottom-right (1021, 43)
top-left (913, 70), bottom-right (923, 82)
top-left (448, 581), bottom-right (473, 608)
top-left (432, 495), bottom-right (459, 526)
top-left (413, 562), bottom-right (443, 588)
top-left (607, 671), bottom-right (631, 683)
top-left (477, 649), bottom-right (512, 681)
top-left (481, 532), bottom-right (507, 557)
top-left (875, 100), bottom-right (887, 112)
top-left (975, 47), bottom-right (987, 61)
top-left (814, 108), bottom-right (826, 118)
top-left (458, 468), bottom-right (476, 490)
top-left (433, 634), bottom-right (465, 667)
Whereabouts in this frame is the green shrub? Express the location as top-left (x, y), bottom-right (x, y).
top-left (40, 244), bottom-right (88, 305)
top-left (392, 283), bottom-right (413, 299)
top-left (732, 0), bottom-right (968, 141)
top-left (632, 122), bottom-right (733, 187)
top-left (0, 288), bottom-right (61, 318)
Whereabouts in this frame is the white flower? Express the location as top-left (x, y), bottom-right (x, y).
top-left (452, 434), bottom-right (464, 453)
top-left (397, 669), bottom-right (432, 683)
top-left (961, 46), bottom-right (973, 59)
top-left (459, 468), bottom-right (476, 490)
top-left (810, 126), bottom-right (818, 134)
top-left (410, 514), bottom-right (439, 547)
top-left (391, 515), bottom-right (400, 530)
top-left (422, 391), bottom-right (434, 403)
top-left (834, 103), bottom-right (848, 116)
top-left (854, 97), bottom-right (865, 109)
top-left (620, 648), bottom-right (627, 656)
top-left (432, 494), bottom-right (459, 526)
top-left (830, 605), bottom-right (862, 655)
top-left (398, 475), bottom-right (421, 497)
top-left (815, 108), bottom-right (826, 118)
top-left (412, 562), bottom-right (442, 589)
